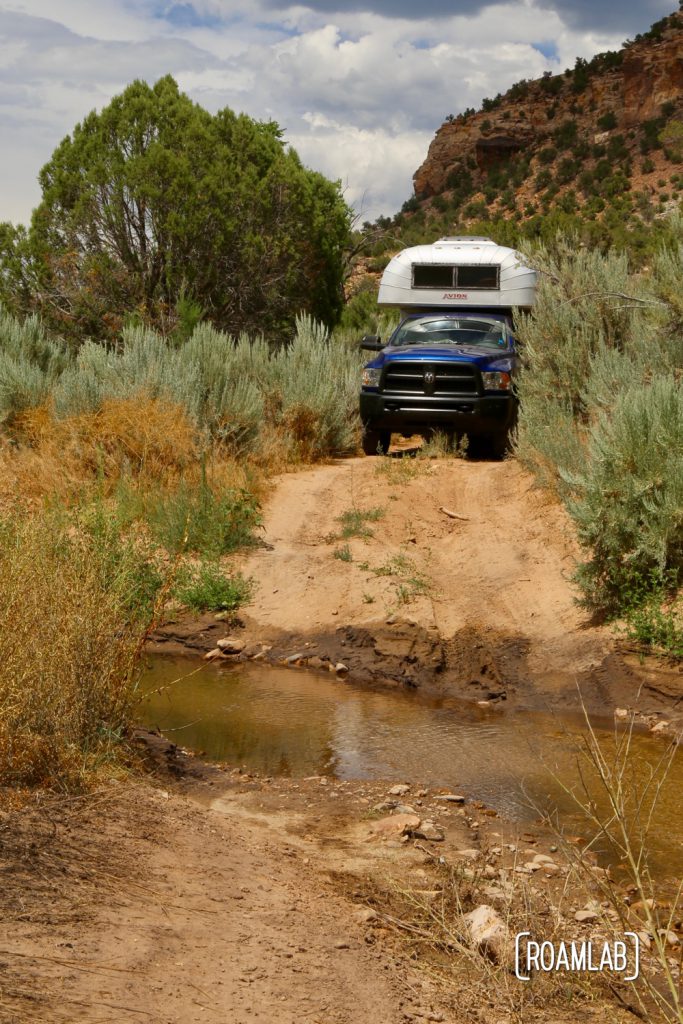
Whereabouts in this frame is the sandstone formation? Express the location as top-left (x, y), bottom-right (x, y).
top-left (413, 14), bottom-right (682, 202)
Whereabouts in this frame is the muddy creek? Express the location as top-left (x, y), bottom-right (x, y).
top-left (139, 656), bottom-right (683, 880)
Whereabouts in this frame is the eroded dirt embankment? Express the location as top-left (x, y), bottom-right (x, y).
top-left (150, 454), bottom-right (683, 723)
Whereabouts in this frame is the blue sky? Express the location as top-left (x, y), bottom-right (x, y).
top-left (0, 0), bottom-right (673, 224)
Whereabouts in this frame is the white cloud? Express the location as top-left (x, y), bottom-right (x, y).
top-left (0, 0), bottom-right (662, 226)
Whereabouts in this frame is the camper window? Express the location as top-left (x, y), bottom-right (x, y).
top-left (411, 265), bottom-right (500, 290)
top-left (412, 265), bottom-right (453, 288)
top-left (457, 265), bottom-right (499, 289)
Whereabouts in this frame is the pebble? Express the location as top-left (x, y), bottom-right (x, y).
top-left (353, 907), bottom-right (378, 924)
top-left (531, 853), bottom-right (555, 865)
top-left (575, 909), bottom-right (598, 923)
top-left (204, 647), bottom-right (223, 661)
top-left (434, 794), bottom-right (465, 803)
top-left (614, 707), bottom-right (630, 720)
top-left (285, 652), bottom-right (305, 664)
top-left (335, 662), bottom-right (349, 675)
top-left (413, 821), bottom-right (445, 842)
top-left (650, 720), bottom-right (670, 734)
top-left (334, 940), bottom-right (350, 950)
top-left (388, 784), bottom-right (410, 796)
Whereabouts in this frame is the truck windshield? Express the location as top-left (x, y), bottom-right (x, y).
top-left (391, 317), bottom-right (510, 350)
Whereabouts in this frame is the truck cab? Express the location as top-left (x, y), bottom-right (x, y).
top-left (359, 237), bottom-right (536, 456)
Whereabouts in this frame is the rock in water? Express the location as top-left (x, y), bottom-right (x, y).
top-left (217, 637), bottom-right (245, 653)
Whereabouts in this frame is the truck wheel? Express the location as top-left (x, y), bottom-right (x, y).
top-left (362, 428), bottom-right (391, 456)
top-left (489, 429), bottom-right (511, 460)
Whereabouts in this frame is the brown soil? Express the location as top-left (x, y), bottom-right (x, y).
top-left (0, 744), bottom-right (633, 1024)
top-left (151, 453), bottom-right (683, 726)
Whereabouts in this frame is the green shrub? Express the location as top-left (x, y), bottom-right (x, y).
top-left (553, 120), bottom-right (578, 149)
top-left (621, 571), bottom-right (683, 658)
top-left (2, 308), bottom-right (364, 462)
top-left (567, 378), bottom-right (683, 612)
top-left (515, 229), bottom-right (683, 623)
top-left (173, 562), bottom-right (252, 612)
top-left (597, 111), bottom-right (617, 131)
top-left (145, 476), bottom-right (262, 557)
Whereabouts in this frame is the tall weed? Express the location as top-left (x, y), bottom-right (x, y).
top-left (0, 509), bottom-right (151, 790)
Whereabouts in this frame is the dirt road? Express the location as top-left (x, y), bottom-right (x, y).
top-left (4, 452), bottom-right (674, 1024)
top-left (1, 751), bottom-right (631, 1024)
top-left (155, 452), bottom-right (682, 717)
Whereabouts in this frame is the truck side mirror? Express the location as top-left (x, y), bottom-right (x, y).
top-left (360, 335), bottom-right (383, 351)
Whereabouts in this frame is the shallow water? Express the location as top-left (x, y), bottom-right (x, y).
top-left (138, 656), bottom-right (683, 879)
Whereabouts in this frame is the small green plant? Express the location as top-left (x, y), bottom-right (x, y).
top-left (362, 592), bottom-right (375, 604)
top-left (374, 453), bottom-right (426, 485)
top-left (336, 506), bottom-right (385, 539)
top-left (371, 553), bottom-right (429, 604)
top-left (173, 562), bottom-right (252, 612)
top-left (418, 431), bottom-right (468, 459)
top-left (78, 494), bottom-right (163, 619)
top-left (334, 544), bottom-right (353, 562)
top-left (621, 570), bottom-right (683, 658)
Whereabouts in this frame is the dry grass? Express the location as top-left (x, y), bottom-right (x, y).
top-left (0, 510), bottom-right (148, 792)
top-left (354, 850), bottom-right (605, 1024)
top-left (546, 708), bottom-right (683, 1023)
top-left (1, 395), bottom-right (201, 505)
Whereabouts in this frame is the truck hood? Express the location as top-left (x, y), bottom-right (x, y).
top-left (381, 344), bottom-right (514, 371)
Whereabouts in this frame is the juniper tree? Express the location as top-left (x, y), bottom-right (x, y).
top-left (0, 76), bottom-right (351, 343)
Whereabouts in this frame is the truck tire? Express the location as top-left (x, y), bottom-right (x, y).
top-left (362, 428), bottom-right (391, 456)
top-left (489, 428), bottom-right (511, 460)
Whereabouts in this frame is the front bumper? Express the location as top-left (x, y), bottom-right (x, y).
top-left (359, 390), bottom-right (517, 436)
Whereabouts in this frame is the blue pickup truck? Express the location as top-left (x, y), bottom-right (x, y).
top-left (359, 237), bottom-right (536, 457)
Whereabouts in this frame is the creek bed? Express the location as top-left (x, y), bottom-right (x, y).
top-left (138, 655), bottom-right (683, 881)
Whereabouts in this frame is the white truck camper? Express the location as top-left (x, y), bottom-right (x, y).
top-left (377, 236), bottom-right (537, 313)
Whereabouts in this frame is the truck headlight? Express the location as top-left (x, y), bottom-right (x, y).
top-left (481, 371), bottom-right (512, 391)
top-left (362, 368), bottom-right (382, 388)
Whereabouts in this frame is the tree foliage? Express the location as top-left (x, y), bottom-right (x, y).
top-left (0, 76), bottom-right (351, 343)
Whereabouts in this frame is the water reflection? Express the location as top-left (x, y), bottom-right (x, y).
top-left (138, 656), bottom-right (683, 879)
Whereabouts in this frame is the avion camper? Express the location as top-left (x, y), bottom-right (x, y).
top-left (359, 237), bottom-right (537, 456)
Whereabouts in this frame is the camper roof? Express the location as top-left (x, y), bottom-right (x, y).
top-left (377, 237), bottom-right (537, 311)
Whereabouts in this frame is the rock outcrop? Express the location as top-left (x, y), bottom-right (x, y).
top-left (413, 13), bottom-right (682, 203)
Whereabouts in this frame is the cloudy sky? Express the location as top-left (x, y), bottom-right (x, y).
top-left (0, 0), bottom-right (673, 225)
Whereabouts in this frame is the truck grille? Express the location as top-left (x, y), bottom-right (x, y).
top-left (383, 361), bottom-right (479, 396)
